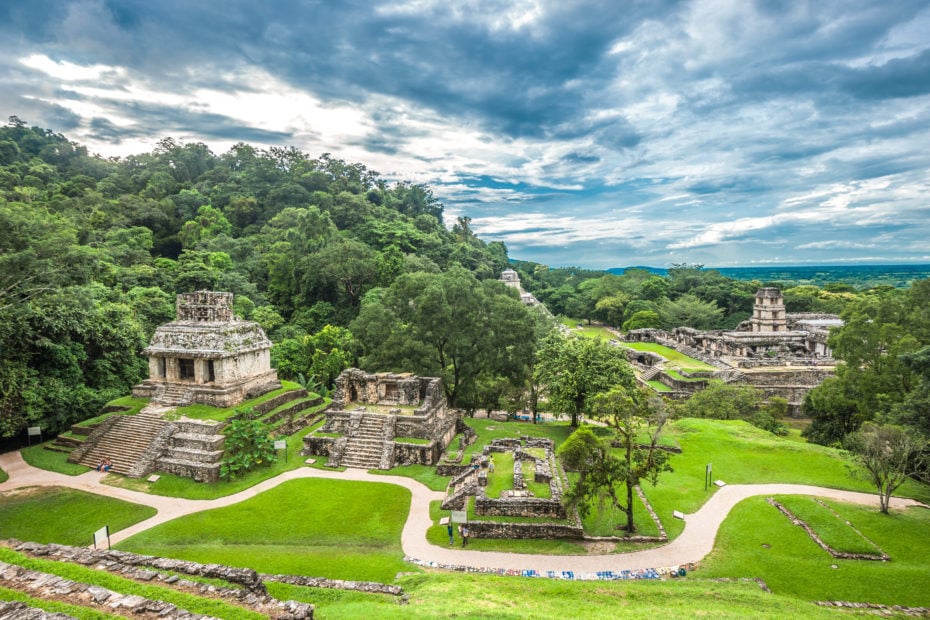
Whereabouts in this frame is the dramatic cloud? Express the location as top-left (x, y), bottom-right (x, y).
top-left (1, 0), bottom-right (929, 268)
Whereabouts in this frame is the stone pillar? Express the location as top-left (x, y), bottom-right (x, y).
top-left (166, 358), bottom-right (180, 381)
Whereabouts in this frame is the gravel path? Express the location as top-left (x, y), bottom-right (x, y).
top-left (1, 450), bottom-right (924, 573)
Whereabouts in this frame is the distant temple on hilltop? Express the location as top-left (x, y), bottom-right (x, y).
top-left (500, 268), bottom-right (541, 306)
top-left (132, 291), bottom-right (280, 407)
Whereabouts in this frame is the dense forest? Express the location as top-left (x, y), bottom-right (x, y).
top-left (1, 117), bottom-right (927, 458)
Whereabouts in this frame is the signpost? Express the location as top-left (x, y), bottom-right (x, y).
top-left (274, 439), bottom-right (287, 463)
top-left (705, 463), bottom-right (712, 491)
top-left (27, 426), bottom-right (42, 445)
top-left (93, 525), bottom-right (110, 550)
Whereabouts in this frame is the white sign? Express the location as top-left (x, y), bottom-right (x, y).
top-left (27, 427), bottom-right (41, 436)
top-left (93, 525), bottom-right (109, 549)
top-left (451, 510), bottom-right (467, 523)
top-left (274, 440), bottom-right (287, 450)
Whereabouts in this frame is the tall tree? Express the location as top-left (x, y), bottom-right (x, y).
top-left (844, 422), bottom-right (926, 513)
top-left (558, 385), bottom-right (672, 533)
top-left (534, 333), bottom-right (633, 426)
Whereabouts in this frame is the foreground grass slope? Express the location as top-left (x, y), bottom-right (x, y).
top-left (700, 497), bottom-right (930, 607)
top-left (0, 487), bottom-right (155, 546)
top-left (116, 478), bottom-right (412, 582)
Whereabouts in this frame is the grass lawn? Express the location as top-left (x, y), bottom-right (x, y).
top-left (664, 369), bottom-right (706, 382)
top-left (458, 418), bottom-right (580, 464)
top-left (371, 463), bottom-right (451, 491)
top-left (20, 442), bottom-right (90, 475)
top-left (276, 572), bottom-right (844, 619)
top-left (775, 495), bottom-right (883, 556)
top-left (621, 342), bottom-right (715, 371)
top-left (699, 497), bottom-right (930, 606)
top-left (647, 380), bottom-right (672, 392)
top-left (0, 486), bottom-right (156, 546)
top-left (169, 380), bottom-right (306, 422)
top-left (0, 466), bottom-right (7, 483)
top-left (116, 478), bottom-right (413, 583)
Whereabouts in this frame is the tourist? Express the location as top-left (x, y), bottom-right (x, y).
top-left (461, 525), bottom-right (469, 547)
top-left (96, 457), bottom-right (112, 473)
top-left (488, 456), bottom-right (495, 473)
top-left (447, 522), bottom-right (454, 545)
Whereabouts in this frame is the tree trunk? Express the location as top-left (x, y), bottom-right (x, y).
top-left (624, 480), bottom-right (636, 533)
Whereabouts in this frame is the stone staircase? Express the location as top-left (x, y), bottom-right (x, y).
top-left (339, 414), bottom-right (394, 470)
top-left (74, 408), bottom-right (169, 477)
top-left (155, 383), bottom-right (194, 406)
top-left (640, 366), bottom-right (663, 382)
top-left (156, 419), bottom-right (226, 483)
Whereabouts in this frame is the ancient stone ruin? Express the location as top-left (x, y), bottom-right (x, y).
top-left (303, 368), bottom-right (459, 469)
top-left (625, 287), bottom-right (841, 413)
top-left (500, 268), bottom-right (541, 306)
top-left (132, 291), bottom-right (280, 408)
top-left (70, 291), bottom-right (281, 482)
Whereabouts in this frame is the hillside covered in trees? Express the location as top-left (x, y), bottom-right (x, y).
top-left (1, 117), bottom-right (928, 459)
top-left (0, 117), bottom-right (518, 438)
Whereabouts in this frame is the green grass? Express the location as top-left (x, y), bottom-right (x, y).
top-left (0, 467), bottom-right (7, 483)
top-left (621, 342), bottom-right (716, 371)
top-left (579, 487), bottom-right (661, 537)
top-left (371, 463), bottom-right (451, 491)
top-left (76, 396), bottom-right (150, 427)
top-left (523, 460), bottom-right (551, 498)
top-left (170, 380), bottom-right (304, 421)
top-left (283, 571), bottom-right (844, 619)
top-left (0, 586), bottom-right (121, 620)
top-left (395, 436), bottom-right (432, 445)
top-left (647, 380), bottom-right (672, 392)
top-left (0, 486), bottom-right (156, 546)
top-left (699, 497), bottom-right (930, 606)
top-left (20, 442), bottom-right (90, 475)
top-left (574, 325), bottom-right (616, 340)
top-left (664, 369), bottom-right (706, 382)
top-left (116, 478), bottom-right (413, 583)
top-left (0, 547), bottom-right (265, 619)
top-left (459, 418), bottom-right (579, 463)
top-left (485, 452), bottom-right (515, 498)
top-left (774, 495), bottom-right (883, 556)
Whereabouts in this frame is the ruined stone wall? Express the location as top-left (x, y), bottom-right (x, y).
top-left (474, 495), bottom-right (567, 519)
top-left (466, 521), bottom-right (584, 539)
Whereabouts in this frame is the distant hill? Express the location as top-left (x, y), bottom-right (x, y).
top-left (607, 264), bottom-right (930, 289)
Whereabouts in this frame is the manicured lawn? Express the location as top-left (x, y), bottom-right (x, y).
top-left (459, 418), bottom-right (583, 464)
top-left (647, 380), bottom-right (672, 392)
top-left (621, 342), bottom-right (715, 371)
top-left (0, 487), bottom-right (156, 546)
top-left (371, 463), bottom-right (451, 491)
top-left (277, 572), bottom-right (843, 619)
top-left (664, 369), bottom-right (705, 382)
top-left (699, 497), bottom-right (930, 606)
top-left (574, 325), bottom-right (617, 340)
top-left (20, 443), bottom-right (90, 475)
top-left (170, 380), bottom-right (306, 422)
top-left (77, 396), bottom-right (149, 427)
top-left (0, 466), bottom-right (7, 483)
top-left (116, 478), bottom-right (413, 583)
top-left (775, 495), bottom-right (883, 556)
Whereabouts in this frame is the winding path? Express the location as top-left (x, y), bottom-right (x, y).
top-left (0, 450), bottom-right (924, 574)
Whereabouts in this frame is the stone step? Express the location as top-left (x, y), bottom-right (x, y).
top-left (162, 446), bottom-right (224, 464)
top-left (154, 457), bottom-right (221, 483)
top-left (169, 432), bottom-right (225, 451)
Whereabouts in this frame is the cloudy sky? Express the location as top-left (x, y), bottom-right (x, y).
top-left (2, 0), bottom-right (930, 268)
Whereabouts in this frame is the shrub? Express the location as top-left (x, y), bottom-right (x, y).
top-left (220, 415), bottom-right (275, 479)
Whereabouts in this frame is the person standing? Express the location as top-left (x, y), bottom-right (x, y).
top-left (447, 522), bottom-right (455, 545)
top-left (461, 525), bottom-right (469, 547)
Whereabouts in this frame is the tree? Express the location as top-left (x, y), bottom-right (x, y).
top-left (658, 294), bottom-right (723, 330)
top-left (622, 310), bottom-right (661, 331)
top-left (844, 422), bottom-right (926, 513)
top-left (534, 333), bottom-right (633, 426)
top-left (351, 267), bottom-right (535, 409)
top-left (558, 386), bottom-right (672, 533)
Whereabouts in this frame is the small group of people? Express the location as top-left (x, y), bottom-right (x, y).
top-left (446, 522), bottom-right (470, 547)
top-left (95, 457), bottom-right (112, 473)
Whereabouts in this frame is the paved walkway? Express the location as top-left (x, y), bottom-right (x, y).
top-left (1, 450), bottom-right (924, 574)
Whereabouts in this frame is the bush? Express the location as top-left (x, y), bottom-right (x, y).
top-left (219, 415), bottom-right (275, 479)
